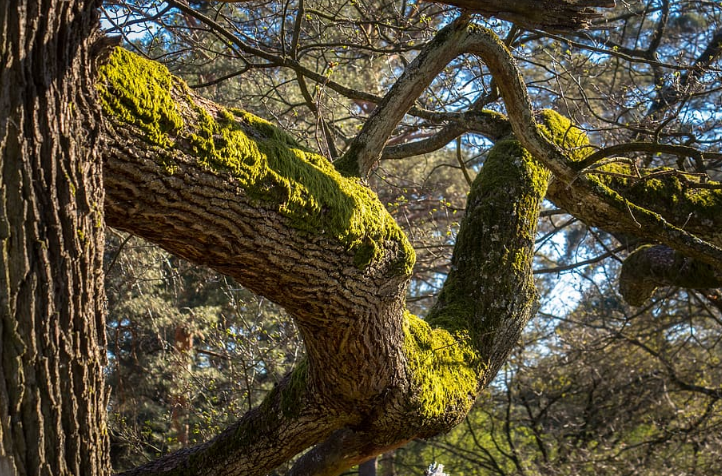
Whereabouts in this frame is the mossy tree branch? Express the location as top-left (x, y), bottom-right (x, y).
top-left (619, 245), bottom-right (722, 306)
top-left (99, 48), bottom-right (414, 438)
top-left (96, 45), bottom-right (561, 475)
top-left (340, 15), bottom-right (722, 282)
top-left (95, 14), bottom-right (721, 473)
top-left (426, 136), bottom-right (550, 388)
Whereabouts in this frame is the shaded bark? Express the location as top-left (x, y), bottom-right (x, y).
top-left (0, 0), bottom-right (109, 474)
top-left (620, 245), bottom-right (722, 306)
top-left (431, 0), bottom-right (615, 32)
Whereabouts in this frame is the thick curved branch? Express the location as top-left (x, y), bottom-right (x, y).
top-left (340, 16), bottom-right (576, 181)
top-left (119, 368), bottom-right (347, 476)
top-left (338, 16), bottom-right (478, 177)
top-left (619, 244), bottom-right (722, 306)
top-left (339, 17), bottom-right (722, 277)
top-left (427, 136), bottom-right (551, 387)
top-left (99, 48), bottom-right (414, 420)
top-left (431, 0), bottom-right (615, 32)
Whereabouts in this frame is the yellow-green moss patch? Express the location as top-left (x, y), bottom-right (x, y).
top-left (97, 48), bottom-right (184, 147)
top-left (538, 109), bottom-right (592, 161)
top-left (588, 164), bottom-right (722, 225)
top-left (97, 48), bottom-right (415, 274)
top-left (403, 312), bottom-right (479, 421)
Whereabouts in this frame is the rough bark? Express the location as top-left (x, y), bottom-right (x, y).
top-left (619, 245), bottom-right (722, 306)
top-left (430, 0), bottom-right (615, 32)
top-left (93, 46), bottom-right (552, 475)
top-left (0, 0), bottom-right (109, 475)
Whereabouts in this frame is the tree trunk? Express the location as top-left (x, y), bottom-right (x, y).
top-left (0, 1), bottom-right (109, 475)
top-left (359, 458), bottom-right (377, 476)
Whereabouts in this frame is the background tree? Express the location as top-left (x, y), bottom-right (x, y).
top-left (104, 232), bottom-right (303, 471)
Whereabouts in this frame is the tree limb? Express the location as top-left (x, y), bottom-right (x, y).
top-left (429, 0), bottom-right (615, 32)
top-left (619, 244), bottom-right (722, 306)
top-left (336, 17), bottom-right (722, 278)
top-left (118, 367), bottom-right (346, 476)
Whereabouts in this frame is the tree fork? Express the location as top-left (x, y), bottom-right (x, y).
top-left (97, 49), bottom-right (552, 470)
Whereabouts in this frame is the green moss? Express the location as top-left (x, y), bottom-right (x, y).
top-left (536, 109), bottom-right (722, 230)
top-left (537, 109), bottom-right (591, 161)
top-left (96, 48), bottom-right (184, 148)
top-left (479, 138), bottom-right (551, 201)
top-left (280, 359), bottom-right (308, 418)
top-left (332, 153), bottom-right (361, 178)
top-left (403, 312), bottom-right (480, 421)
top-left (429, 136), bottom-right (545, 328)
top-left (588, 163), bottom-right (722, 224)
top-left (97, 48), bottom-right (415, 274)
top-left (415, 129), bottom-right (550, 421)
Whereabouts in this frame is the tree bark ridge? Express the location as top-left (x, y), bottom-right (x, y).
top-left (0, 0), bottom-right (109, 474)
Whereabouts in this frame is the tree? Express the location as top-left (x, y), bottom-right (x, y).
top-left (0, 2), bottom-right (110, 474)
top-left (2, 1), bottom-right (722, 475)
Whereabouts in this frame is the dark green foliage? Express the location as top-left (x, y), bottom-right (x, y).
top-left (104, 232), bottom-right (303, 471)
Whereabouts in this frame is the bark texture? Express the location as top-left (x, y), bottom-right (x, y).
top-left (0, 0), bottom-right (109, 475)
top-left (95, 47), bottom-right (550, 475)
top-left (430, 0), bottom-right (615, 31)
top-left (620, 244), bottom-right (722, 306)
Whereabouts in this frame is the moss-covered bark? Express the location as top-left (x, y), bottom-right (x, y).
top-left (620, 244), bottom-right (722, 306)
top-left (422, 135), bottom-right (550, 392)
top-left (97, 43), bottom-right (560, 473)
top-left (585, 164), bottom-right (722, 247)
top-left (98, 48), bottom-right (414, 276)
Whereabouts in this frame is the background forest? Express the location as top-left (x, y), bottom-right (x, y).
top-left (101, 0), bottom-right (722, 474)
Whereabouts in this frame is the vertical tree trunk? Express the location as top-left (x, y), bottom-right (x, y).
top-left (379, 451), bottom-right (396, 476)
top-left (359, 458), bottom-right (377, 476)
top-left (0, 1), bottom-right (109, 475)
